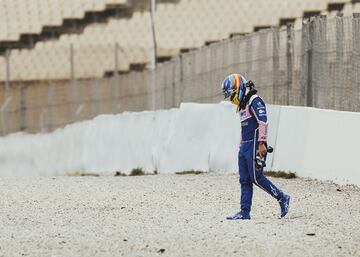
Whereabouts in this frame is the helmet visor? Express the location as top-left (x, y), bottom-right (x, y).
top-left (223, 88), bottom-right (235, 99)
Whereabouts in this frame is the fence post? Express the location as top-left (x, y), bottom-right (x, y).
top-left (69, 43), bottom-right (77, 122)
top-left (179, 54), bottom-right (184, 106)
top-left (272, 27), bottom-right (280, 104)
top-left (334, 13), bottom-right (344, 111)
top-left (308, 17), bottom-right (315, 107)
top-left (70, 43), bottom-right (74, 122)
top-left (91, 78), bottom-right (99, 117)
top-left (114, 42), bottom-right (119, 75)
top-left (300, 20), bottom-right (307, 106)
top-left (352, 13), bottom-right (360, 112)
top-left (150, 68), bottom-right (156, 110)
top-left (5, 49), bottom-right (10, 99)
top-left (1, 49), bottom-right (11, 134)
top-left (319, 15), bottom-right (327, 108)
top-left (257, 31), bottom-right (268, 100)
top-left (112, 42), bottom-right (119, 114)
top-left (302, 18), bottom-right (315, 107)
top-left (286, 23), bottom-right (294, 106)
top-left (47, 81), bottom-right (53, 132)
top-left (245, 34), bottom-right (253, 74)
top-left (311, 15), bottom-right (327, 109)
top-left (18, 86), bottom-right (25, 131)
top-left (172, 58), bottom-right (176, 108)
top-left (0, 96), bottom-right (11, 135)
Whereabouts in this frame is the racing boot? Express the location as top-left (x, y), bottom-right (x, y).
top-left (279, 194), bottom-right (290, 218)
top-left (226, 210), bottom-right (251, 220)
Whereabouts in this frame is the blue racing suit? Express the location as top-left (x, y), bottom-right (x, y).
top-left (238, 94), bottom-right (285, 213)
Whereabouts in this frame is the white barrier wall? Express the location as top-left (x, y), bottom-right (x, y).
top-left (272, 106), bottom-right (360, 186)
top-left (0, 102), bottom-right (359, 186)
top-left (0, 102), bottom-right (241, 176)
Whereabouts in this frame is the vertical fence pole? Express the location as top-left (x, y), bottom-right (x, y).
top-left (300, 20), bottom-right (308, 106)
top-left (70, 43), bottom-right (74, 122)
top-left (112, 42), bottom-right (119, 114)
top-left (5, 49), bottom-right (10, 99)
top-left (257, 32), bottom-right (268, 100)
top-left (245, 35), bottom-right (252, 74)
top-left (149, 0), bottom-right (158, 112)
top-left (0, 97), bottom-right (11, 136)
top-left (306, 18), bottom-right (315, 107)
top-left (308, 17), bottom-right (315, 107)
top-left (316, 15), bottom-right (327, 109)
top-left (91, 78), bottom-right (99, 117)
top-left (163, 64), bottom-right (167, 108)
top-left (18, 86), bottom-right (25, 131)
top-left (286, 24), bottom-right (293, 106)
top-left (179, 55), bottom-right (184, 106)
top-left (150, 69), bottom-right (156, 110)
top-left (69, 43), bottom-right (77, 122)
top-left (335, 13), bottom-right (344, 110)
top-left (150, 0), bottom-right (157, 70)
top-left (114, 42), bottom-right (119, 75)
top-left (172, 59), bottom-right (176, 108)
top-left (3, 49), bottom-right (11, 133)
top-left (272, 27), bottom-right (280, 104)
top-left (47, 81), bottom-right (53, 132)
top-left (1, 49), bottom-right (11, 134)
top-left (352, 13), bottom-right (360, 112)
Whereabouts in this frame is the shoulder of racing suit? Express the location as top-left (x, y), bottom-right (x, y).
top-left (249, 95), bottom-right (266, 113)
top-left (248, 95), bottom-right (266, 110)
top-left (248, 94), bottom-right (259, 106)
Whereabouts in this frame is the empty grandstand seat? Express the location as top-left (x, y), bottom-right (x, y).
top-left (0, 0), bottom-right (354, 81)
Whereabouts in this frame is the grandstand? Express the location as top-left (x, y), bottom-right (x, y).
top-left (0, 0), bottom-right (357, 80)
top-left (0, 0), bottom-right (177, 51)
top-left (0, 0), bottom-right (359, 135)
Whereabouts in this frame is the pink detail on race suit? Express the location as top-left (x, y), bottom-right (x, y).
top-left (239, 105), bottom-right (252, 123)
top-left (251, 106), bottom-right (268, 142)
top-left (257, 121), bottom-right (268, 141)
top-left (239, 105), bottom-right (252, 147)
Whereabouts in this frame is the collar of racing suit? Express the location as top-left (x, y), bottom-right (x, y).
top-left (239, 88), bottom-right (258, 110)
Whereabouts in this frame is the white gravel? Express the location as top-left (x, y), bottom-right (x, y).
top-left (0, 173), bottom-right (359, 257)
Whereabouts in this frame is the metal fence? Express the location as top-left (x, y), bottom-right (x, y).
top-left (1, 14), bottom-right (360, 136)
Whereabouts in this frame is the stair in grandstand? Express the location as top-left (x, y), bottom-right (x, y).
top-left (0, 0), bottom-right (179, 55)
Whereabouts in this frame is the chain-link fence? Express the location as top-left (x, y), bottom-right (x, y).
top-left (1, 14), bottom-right (360, 136)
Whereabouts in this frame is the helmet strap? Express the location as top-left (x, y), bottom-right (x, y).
top-left (239, 88), bottom-right (258, 110)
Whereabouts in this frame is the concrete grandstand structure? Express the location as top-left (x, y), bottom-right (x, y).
top-left (0, 0), bottom-right (360, 136)
top-left (0, 0), bottom-right (357, 81)
top-left (0, 0), bottom-right (176, 51)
